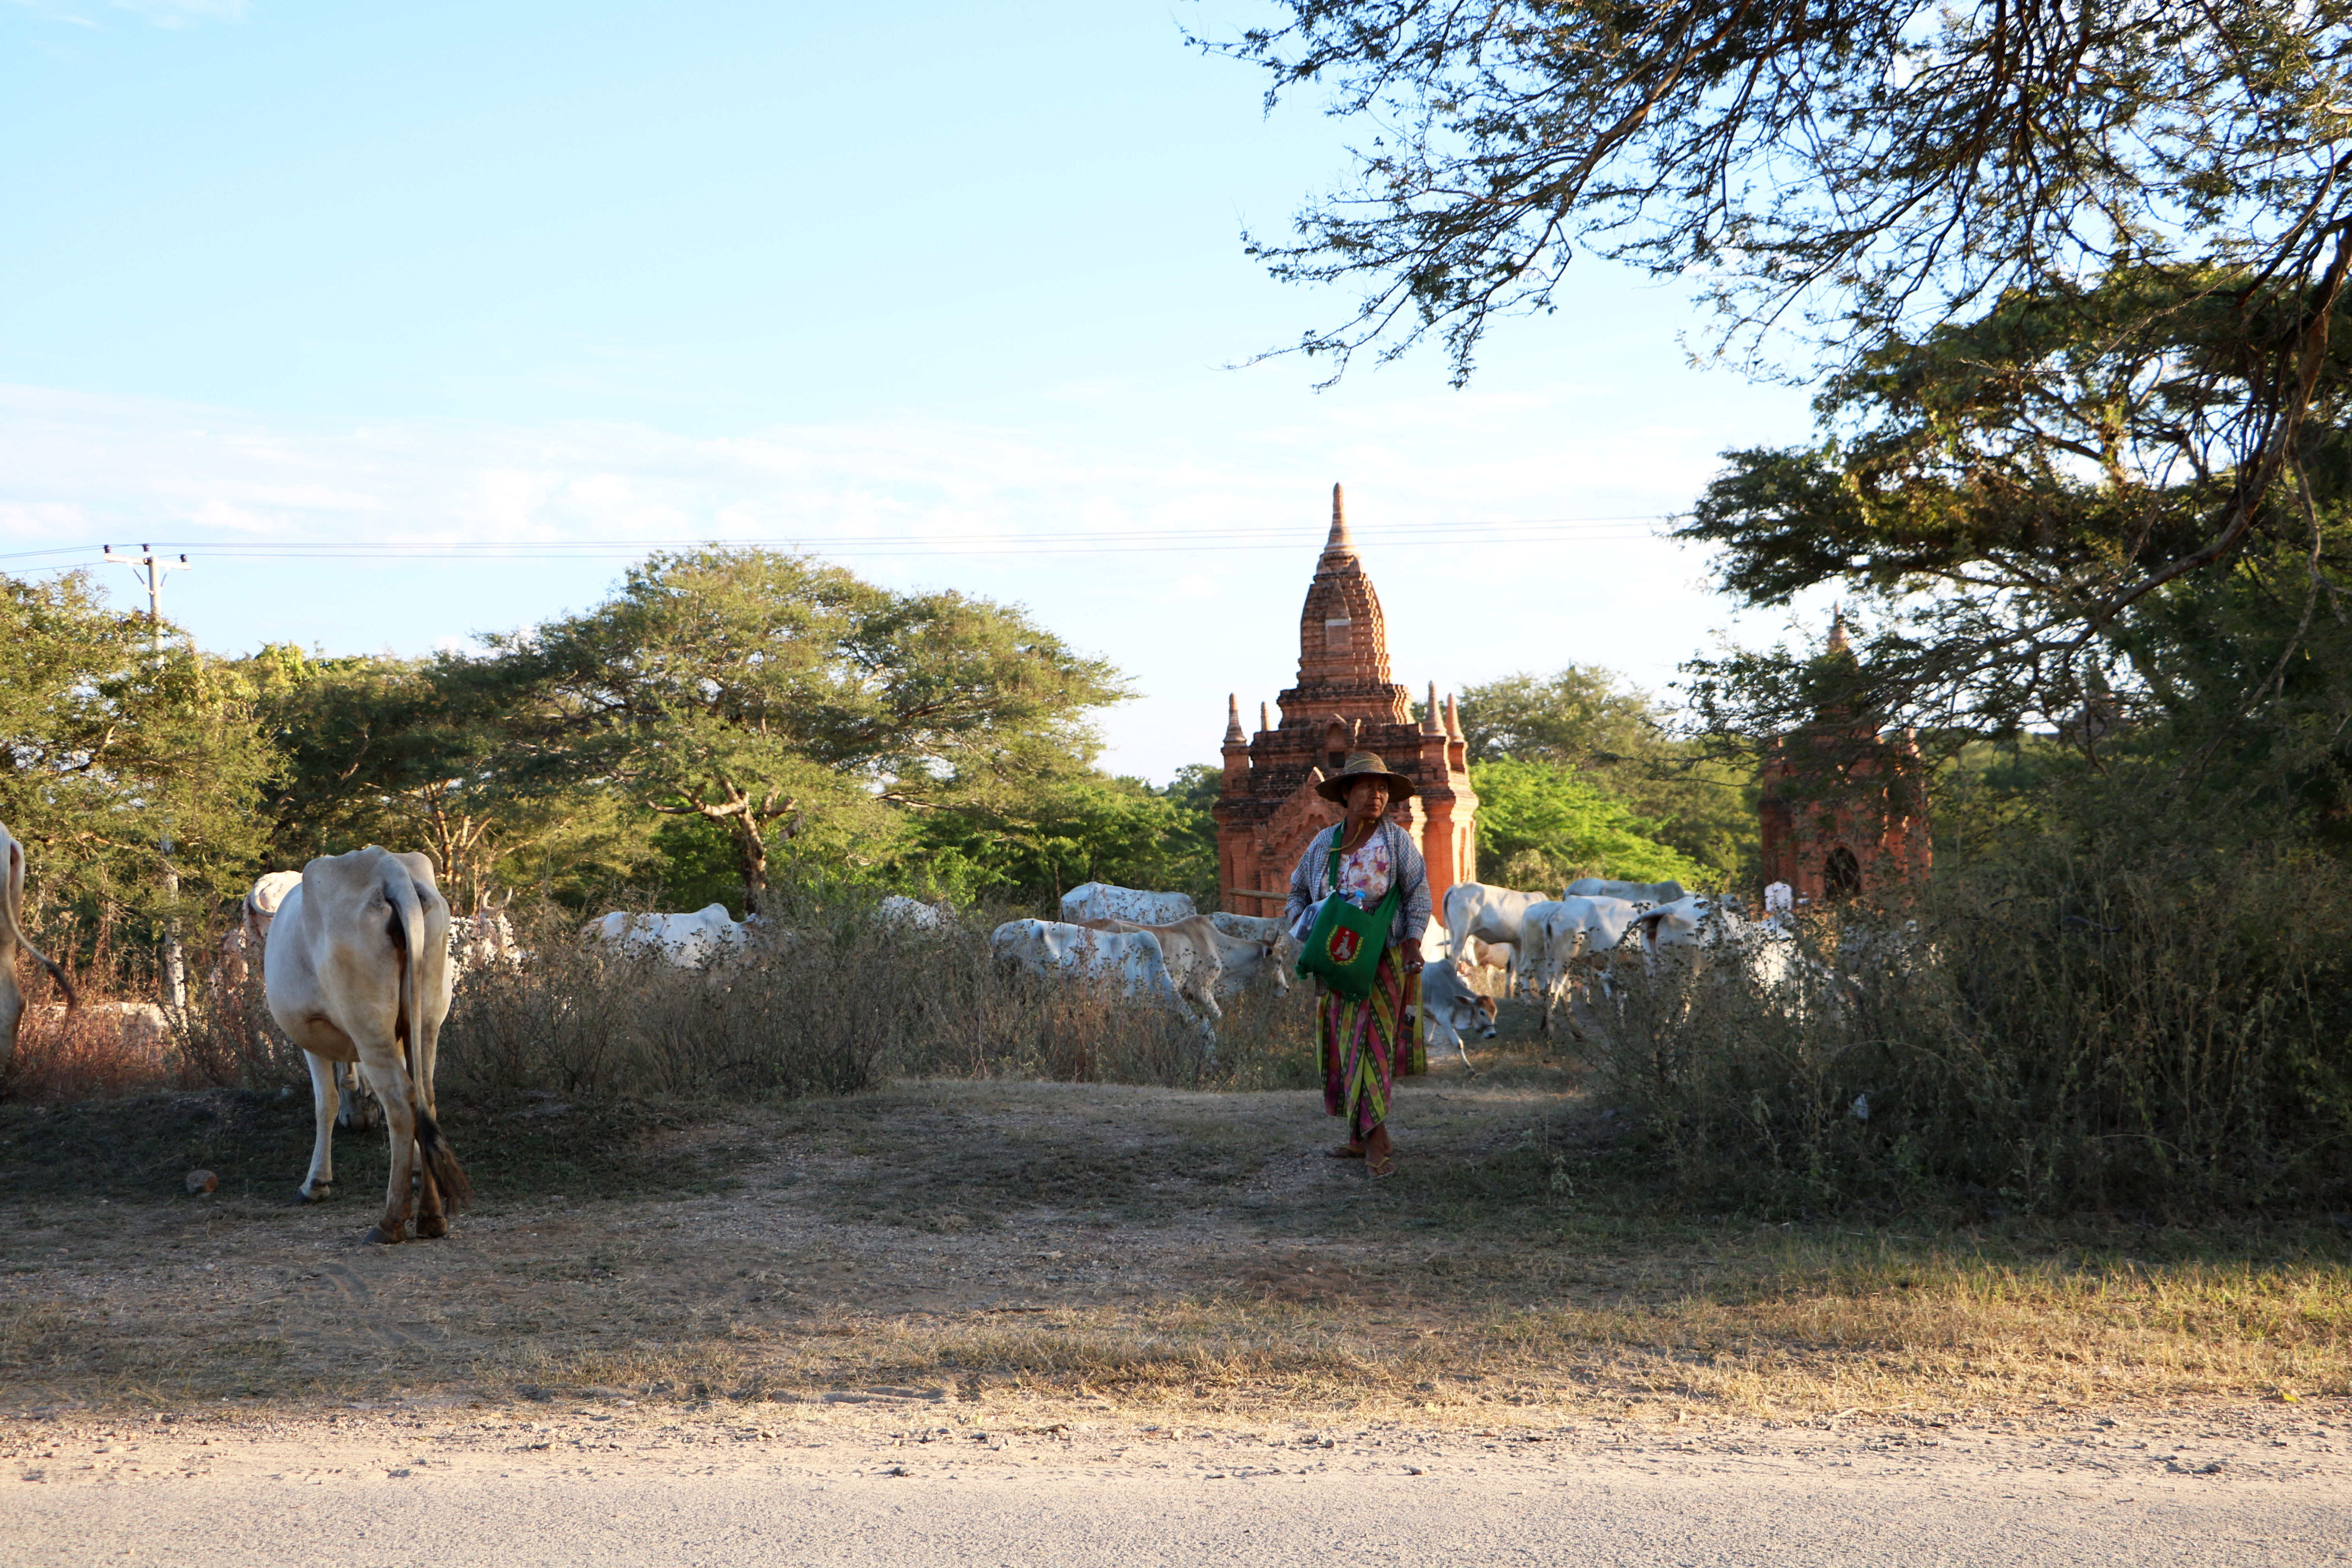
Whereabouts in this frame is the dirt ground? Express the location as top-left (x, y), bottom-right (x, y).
top-left (4, 1058), bottom-right (2349, 1430)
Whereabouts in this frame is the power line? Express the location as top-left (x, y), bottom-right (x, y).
top-left (0, 514), bottom-right (1677, 564)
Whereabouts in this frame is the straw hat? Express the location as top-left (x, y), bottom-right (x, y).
top-left (1314, 750), bottom-right (1417, 805)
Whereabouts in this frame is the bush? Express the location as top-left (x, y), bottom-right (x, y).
top-left (436, 895), bottom-right (1319, 1101)
top-left (1584, 840), bottom-right (2352, 1217)
top-left (5, 887), bottom-right (1323, 1107)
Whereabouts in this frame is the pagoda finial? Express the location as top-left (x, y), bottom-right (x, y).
top-left (1424, 681), bottom-right (1443, 735)
top-left (1259, 700), bottom-right (1271, 734)
top-left (1444, 692), bottom-right (1463, 740)
top-left (1828, 603), bottom-right (1850, 654)
top-left (1224, 693), bottom-right (1245, 745)
top-left (1319, 481), bottom-right (1355, 564)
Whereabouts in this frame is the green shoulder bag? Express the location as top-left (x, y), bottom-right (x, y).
top-left (1295, 830), bottom-right (1400, 1001)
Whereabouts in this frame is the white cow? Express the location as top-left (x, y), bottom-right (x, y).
top-left (1440, 883), bottom-right (1553, 991)
top-left (216, 871), bottom-right (381, 1130)
top-left (990, 918), bottom-right (1215, 1041)
top-left (263, 846), bottom-right (470, 1244)
top-left (450, 911), bottom-right (521, 979)
top-left (1208, 910), bottom-right (1284, 946)
top-left (1413, 961), bottom-right (1497, 1069)
top-left (1633, 895), bottom-right (1797, 991)
top-left (0, 820), bottom-right (74, 1073)
top-left (580, 903), bottom-right (747, 969)
top-left (876, 894), bottom-right (957, 930)
top-left (208, 869), bottom-right (306, 994)
top-left (1072, 915), bottom-right (1224, 1020)
top-left (1060, 882), bottom-right (1198, 926)
top-left (1460, 937), bottom-right (1515, 994)
top-left (1077, 912), bottom-right (1290, 1004)
top-left (1564, 877), bottom-right (1687, 907)
top-left (1523, 894), bottom-right (1645, 1037)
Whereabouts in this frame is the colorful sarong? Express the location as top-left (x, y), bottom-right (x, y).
top-left (1319, 945), bottom-right (1423, 1140)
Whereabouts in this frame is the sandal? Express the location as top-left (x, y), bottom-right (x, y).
top-left (1325, 1143), bottom-right (1367, 1159)
top-left (1367, 1156), bottom-right (1398, 1179)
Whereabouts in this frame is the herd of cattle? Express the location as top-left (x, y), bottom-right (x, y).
top-left (0, 809), bottom-right (1808, 1243)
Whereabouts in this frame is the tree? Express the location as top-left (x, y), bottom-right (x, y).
top-left (1458, 667), bottom-right (1757, 884)
top-left (472, 549), bottom-right (1129, 913)
top-left (239, 645), bottom-right (593, 913)
top-left (904, 767), bottom-right (1223, 910)
top-left (1676, 269), bottom-right (2352, 829)
top-left (1215, 3), bottom-right (2352, 696)
top-left (0, 571), bottom-right (276, 940)
top-left (1470, 757), bottom-right (1702, 889)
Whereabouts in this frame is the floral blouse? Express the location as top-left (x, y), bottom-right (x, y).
top-left (1284, 820), bottom-right (1432, 950)
top-left (1335, 833), bottom-right (1394, 907)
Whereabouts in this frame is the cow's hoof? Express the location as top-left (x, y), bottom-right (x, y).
top-left (296, 1184), bottom-right (334, 1205)
top-left (415, 1215), bottom-right (449, 1239)
top-left (364, 1223), bottom-right (405, 1245)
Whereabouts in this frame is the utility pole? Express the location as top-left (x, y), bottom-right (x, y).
top-left (103, 545), bottom-right (195, 1011)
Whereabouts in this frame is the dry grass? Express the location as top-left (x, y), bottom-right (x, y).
top-left (3, 1073), bottom-right (2347, 1426)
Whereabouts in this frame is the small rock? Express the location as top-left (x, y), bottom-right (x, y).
top-left (185, 1170), bottom-right (218, 1195)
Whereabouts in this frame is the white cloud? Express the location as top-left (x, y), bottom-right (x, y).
top-left (4, 0), bottom-right (247, 24)
top-left (0, 380), bottom-right (1830, 782)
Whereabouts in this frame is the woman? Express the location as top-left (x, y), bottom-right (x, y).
top-left (1285, 751), bottom-right (1431, 1178)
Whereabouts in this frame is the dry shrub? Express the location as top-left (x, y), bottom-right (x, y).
top-left (3, 998), bottom-right (172, 1103)
top-left (1586, 840), bottom-right (2352, 1217)
top-left (437, 898), bottom-right (1318, 1102)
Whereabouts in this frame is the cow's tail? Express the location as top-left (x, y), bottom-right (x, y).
top-left (383, 864), bottom-right (428, 1079)
top-left (1, 840), bottom-right (74, 1010)
top-left (383, 865), bottom-right (470, 1211)
top-left (412, 1102), bottom-right (473, 1210)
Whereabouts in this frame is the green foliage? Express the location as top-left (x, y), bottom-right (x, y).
top-left (463, 548), bottom-right (1130, 913)
top-left (0, 572), bottom-right (276, 927)
top-left (1680, 269), bottom-right (2352, 785)
top-left (903, 768), bottom-right (1220, 911)
top-left (232, 642), bottom-right (621, 915)
top-left (1458, 667), bottom-right (1756, 887)
top-left (1470, 758), bottom-right (1702, 891)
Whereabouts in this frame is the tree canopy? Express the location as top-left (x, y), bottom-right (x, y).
top-left (1471, 757), bottom-right (1704, 890)
top-left (453, 549), bottom-right (1129, 913)
top-left (1457, 666), bottom-right (1756, 884)
top-left (0, 572), bottom-right (276, 926)
top-left (1215, 2), bottom-right (2352, 737)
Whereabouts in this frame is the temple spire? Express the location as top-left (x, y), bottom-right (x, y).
top-left (1828, 604), bottom-right (1849, 654)
top-left (1224, 693), bottom-right (1245, 744)
top-left (1423, 681), bottom-right (1443, 735)
top-left (1259, 700), bottom-right (1271, 734)
top-left (1319, 481), bottom-right (1355, 566)
top-left (1444, 692), bottom-right (1463, 740)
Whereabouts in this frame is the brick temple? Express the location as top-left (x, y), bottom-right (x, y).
top-left (1213, 485), bottom-right (1479, 916)
top-left (1757, 613), bottom-right (1933, 904)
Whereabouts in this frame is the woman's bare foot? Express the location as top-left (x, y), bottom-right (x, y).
top-left (1364, 1122), bottom-right (1394, 1176)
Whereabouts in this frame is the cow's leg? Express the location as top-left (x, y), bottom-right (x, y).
top-left (298, 1051), bottom-right (341, 1201)
top-left (0, 969), bottom-right (21, 1078)
top-left (336, 1060), bottom-right (377, 1131)
top-left (410, 1014), bottom-right (448, 1238)
top-left (358, 1054), bottom-right (419, 1245)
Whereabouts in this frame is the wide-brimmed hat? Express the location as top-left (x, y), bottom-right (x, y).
top-left (1315, 750), bottom-right (1417, 804)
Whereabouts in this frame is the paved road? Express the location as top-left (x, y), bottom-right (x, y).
top-left (9, 1407), bottom-right (2349, 1566)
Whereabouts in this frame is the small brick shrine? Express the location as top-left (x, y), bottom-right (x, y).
top-left (1213, 485), bottom-right (1479, 916)
top-left (1757, 613), bottom-right (1933, 904)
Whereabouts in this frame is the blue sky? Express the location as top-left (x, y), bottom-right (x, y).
top-left (0, 0), bottom-right (1826, 781)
